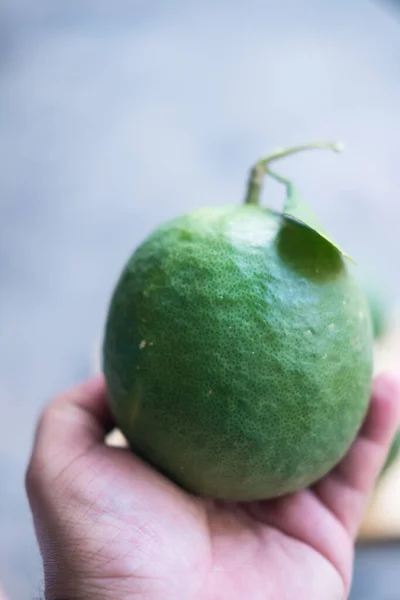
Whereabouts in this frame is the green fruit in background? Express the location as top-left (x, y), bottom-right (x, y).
top-left (103, 143), bottom-right (373, 501)
top-left (363, 284), bottom-right (389, 341)
top-left (382, 430), bottom-right (400, 475)
top-left (362, 281), bottom-right (400, 476)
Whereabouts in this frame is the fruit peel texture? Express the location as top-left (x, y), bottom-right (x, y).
top-left (103, 205), bottom-right (373, 501)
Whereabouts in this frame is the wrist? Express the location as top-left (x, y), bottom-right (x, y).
top-left (44, 580), bottom-right (111, 600)
top-left (44, 576), bottom-right (144, 600)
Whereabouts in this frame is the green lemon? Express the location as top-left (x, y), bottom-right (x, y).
top-left (103, 143), bottom-right (373, 501)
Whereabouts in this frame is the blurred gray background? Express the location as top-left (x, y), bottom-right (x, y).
top-left (1, 1), bottom-right (400, 598)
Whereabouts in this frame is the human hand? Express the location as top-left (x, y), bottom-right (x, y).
top-left (26, 373), bottom-right (400, 600)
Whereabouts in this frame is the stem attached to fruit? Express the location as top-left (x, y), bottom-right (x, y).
top-left (244, 142), bottom-right (344, 205)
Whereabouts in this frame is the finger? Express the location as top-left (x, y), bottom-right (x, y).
top-left (26, 375), bottom-right (114, 487)
top-left (313, 372), bottom-right (400, 538)
top-left (245, 489), bottom-right (353, 591)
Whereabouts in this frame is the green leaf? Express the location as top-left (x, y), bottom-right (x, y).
top-left (282, 182), bottom-right (353, 262)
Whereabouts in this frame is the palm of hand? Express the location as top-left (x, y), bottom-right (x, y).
top-left (59, 445), bottom-right (349, 600)
top-left (27, 375), bottom-right (399, 600)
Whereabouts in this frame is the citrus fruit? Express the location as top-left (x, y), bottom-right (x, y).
top-left (103, 143), bottom-right (373, 501)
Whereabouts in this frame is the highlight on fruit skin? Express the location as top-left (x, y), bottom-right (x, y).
top-left (102, 142), bottom-right (374, 502)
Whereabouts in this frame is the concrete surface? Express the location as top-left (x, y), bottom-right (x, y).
top-left (1, 1), bottom-right (400, 598)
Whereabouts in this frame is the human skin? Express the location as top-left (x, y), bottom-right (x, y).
top-left (26, 373), bottom-right (400, 600)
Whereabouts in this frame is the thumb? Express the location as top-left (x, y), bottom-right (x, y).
top-left (26, 375), bottom-right (113, 494)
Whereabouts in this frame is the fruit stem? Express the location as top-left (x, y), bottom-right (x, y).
top-left (244, 142), bottom-right (344, 205)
